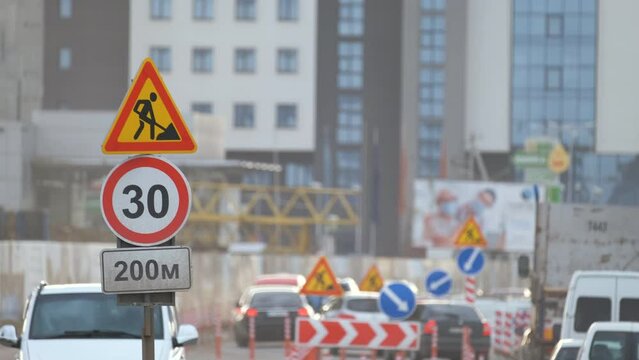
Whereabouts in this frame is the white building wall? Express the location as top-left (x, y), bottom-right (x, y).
top-left (596, 0), bottom-right (639, 154)
top-left (464, 0), bottom-right (512, 153)
top-left (0, 121), bottom-right (27, 210)
top-left (129, 0), bottom-right (317, 153)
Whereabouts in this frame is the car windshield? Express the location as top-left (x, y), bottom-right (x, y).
top-left (346, 298), bottom-right (379, 313)
top-left (554, 347), bottom-right (579, 360)
top-left (417, 304), bottom-right (482, 322)
top-left (250, 292), bottom-right (302, 308)
top-left (29, 293), bottom-right (163, 339)
top-left (589, 331), bottom-right (630, 360)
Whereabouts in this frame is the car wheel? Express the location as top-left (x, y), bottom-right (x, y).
top-left (235, 334), bottom-right (248, 348)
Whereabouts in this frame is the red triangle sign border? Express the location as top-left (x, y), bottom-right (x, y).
top-left (102, 58), bottom-right (197, 154)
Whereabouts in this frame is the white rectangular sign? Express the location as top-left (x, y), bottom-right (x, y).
top-left (100, 246), bottom-right (191, 294)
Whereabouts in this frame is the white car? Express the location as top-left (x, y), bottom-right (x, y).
top-left (0, 282), bottom-right (199, 360)
top-left (320, 292), bottom-right (388, 322)
top-left (550, 339), bottom-right (582, 360)
top-left (577, 322), bottom-right (639, 360)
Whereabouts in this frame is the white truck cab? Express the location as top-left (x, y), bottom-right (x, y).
top-left (561, 271), bottom-right (639, 341)
top-left (576, 322), bottom-right (639, 360)
top-left (0, 282), bottom-right (199, 360)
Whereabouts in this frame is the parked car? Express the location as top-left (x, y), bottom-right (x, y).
top-left (254, 273), bottom-right (306, 288)
top-left (233, 285), bottom-right (314, 347)
top-left (395, 300), bottom-right (491, 360)
top-left (550, 338), bottom-right (582, 360)
top-left (320, 292), bottom-right (387, 321)
top-left (576, 322), bottom-right (639, 360)
top-left (0, 282), bottom-right (199, 360)
top-left (338, 277), bottom-right (360, 293)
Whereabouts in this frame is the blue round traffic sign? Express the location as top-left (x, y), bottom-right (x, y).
top-left (425, 269), bottom-right (452, 297)
top-left (457, 247), bottom-right (485, 276)
top-left (378, 281), bottom-right (416, 320)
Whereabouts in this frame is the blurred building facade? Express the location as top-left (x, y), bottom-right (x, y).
top-left (4, 0), bottom-right (639, 256)
top-left (129, 0), bottom-right (317, 188)
top-left (42, 0), bottom-right (129, 110)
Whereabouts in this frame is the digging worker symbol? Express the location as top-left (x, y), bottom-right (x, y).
top-left (132, 92), bottom-right (180, 141)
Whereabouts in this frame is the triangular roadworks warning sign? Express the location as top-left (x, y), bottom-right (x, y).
top-left (359, 265), bottom-right (384, 292)
top-left (454, 216), bottom-right (488, 248)
top-left (102, 58), bottom-right (197, 154)
top-left (300, 256), bottom-right (344, 296)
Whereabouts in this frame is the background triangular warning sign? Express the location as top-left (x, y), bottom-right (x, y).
top-left (102, 58), bottom-right (197, 154)
top-left (454, 216), bottom-right (487, 247)
top-left (359, 265), bottom-right (384, 292)
top-left (300, 257), bottom-right (344, 296)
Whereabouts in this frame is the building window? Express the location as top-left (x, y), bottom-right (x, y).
top-left (235, 48), bottom-right (256, 73)
top-left (421, 0), bottom-right (446, 11)
top-left (338, 42), bottom-right (363, 89)
top-left (278, 0), bottom-right (298, 21)
top-left (59, 48), bottom-right (72, 70)
top-left (545, 66), bottom-right (563, 90)
top-left (338, 0), bottom-right (364, 36)
top-left (337, 95), bottom-right (362, 144)
top-left (192, 48), bottom-right (213, 73)
top-left (234, 104), bottom-right (255, 128)
top-left (151, 0), bottom-right (171, 19)
top-left (59, 0), bottom-right (72, 19)
top-left (192, 102), bottom-right (213, 114)
top-left (276, 104), bottom-right (297, 129)
top-left (236, 0), bottom-right (256, 21)
top-left (150, 47), bottom-right (171, 72)
top-left (420, 15), bottom-right (446, 64)
top-left (546, 14), bottom-right (563, 37)
top-left (277, 49), bottom-right (298, 73)
top-left (285, 163), bottom-right (312, 187)
top-left (336, 150), bottom-right (361, 188)
top-left (193, 0), bottom-right (213, 19)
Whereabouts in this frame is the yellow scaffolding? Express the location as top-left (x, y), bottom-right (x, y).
top-left (184, 183), bottom-right (361, 253)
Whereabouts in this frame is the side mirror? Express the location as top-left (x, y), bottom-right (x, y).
top-left (518, 255), bottom-right (530, 278)
top-left (0, 325), bottom-right (19, 348)
top-left (176, 324), bottom-right (199, 347)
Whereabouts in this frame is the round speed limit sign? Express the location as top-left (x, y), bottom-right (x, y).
top-left (100, 155), bottom-right (191, 246)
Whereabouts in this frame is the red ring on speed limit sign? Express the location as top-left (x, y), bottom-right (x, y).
top-left (101, 155), bottom-right (191, 246)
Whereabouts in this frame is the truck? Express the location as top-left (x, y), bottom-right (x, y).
top-left (521, 204), bottom-right (639, 359)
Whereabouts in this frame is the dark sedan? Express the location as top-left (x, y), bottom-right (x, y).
top-left (233, 285), bottom-right (314, 347)
top-left (394, 300), bottom-right (491, 360)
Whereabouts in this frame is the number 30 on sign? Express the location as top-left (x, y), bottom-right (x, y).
top-left (100, 155), bottom-right (191, 247)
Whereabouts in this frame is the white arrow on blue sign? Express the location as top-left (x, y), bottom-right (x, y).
top-left (378, 281), bottom-right (416, 320)
top-left (457, 246), bottom-right (485, 276)
top-left (425, 269), bottom-right (452, 297)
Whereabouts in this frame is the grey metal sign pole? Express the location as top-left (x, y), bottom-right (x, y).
top-left (142, 302), bottom-right (154, 360)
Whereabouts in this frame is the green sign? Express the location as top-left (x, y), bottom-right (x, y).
top-left (513, 152), bottom-right (547, 168)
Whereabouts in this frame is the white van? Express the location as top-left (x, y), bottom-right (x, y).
top-left (576, 322), bottom-right (639, 360)
top-left (561, 271), bottom-right (639, 341)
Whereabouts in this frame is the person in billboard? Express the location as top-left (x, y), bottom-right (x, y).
top-left (422, 189), bottom-right (460, 247)
top-left (456, 188), bottom-right (497, 227)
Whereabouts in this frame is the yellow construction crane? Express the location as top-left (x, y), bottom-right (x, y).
top-left (183, 182), bottom-right (361, 253)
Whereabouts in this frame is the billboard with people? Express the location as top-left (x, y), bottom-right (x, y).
top-left (412, 180), bottom-right (542, 252)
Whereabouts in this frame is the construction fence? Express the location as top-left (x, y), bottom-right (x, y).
top-left (0, 240), bottom-right (528, 331)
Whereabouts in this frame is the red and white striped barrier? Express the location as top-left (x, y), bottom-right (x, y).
top-left (431, 322), bottom-right (438, 360)
top-left (248, 313), bottom-right (256, 360)
top-left (514, 309), bottom-right (531, 346)
top-left (462, 326), bottom-right (475, 360)
top-left (503, 312), bottom-right (514, 354)
top-left (494, 311), bottom-right (504, 353)
top-left (296, 318), bottom-right (420, 350)
top-left (214, 304), bottom-right (222, 360)
top-left (465, 277), bottom-right (477, 304)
